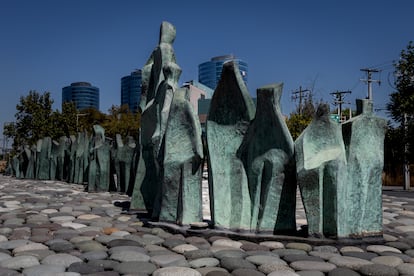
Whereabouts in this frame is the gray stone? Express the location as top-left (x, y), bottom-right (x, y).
top-left (0, 255), bottom-right (40, 270)
top-left (295, 104), bottom-right (346, 238)
top-left (197, 267), bottom-right (230, 275)
top-left (328, 267), bottom-right (361, 276)
top-left (214, 250), bottom-right (247, 259)
top-left (76, 240), bottom-right (107, 252)
top-left (237, 83), bottom-right (296, 232)
top-left (108, 245), bottom-right (146, 255)
top-left (110, 250), bottom-right (150, 262)
top-left (371, 255), bottom-right (403, 267)
top-left (41, 253), bottom-right (83, 268)
top-left (245, 254), bottom-right (285, 265)
top-left (283, 254), bottom-right (324, 263)
top-left (329, 256), bottom-right (373, 270)
top-left (268, 271), bottom-right (300, 276)
top-left (290, 260), bottom-right (336, 272)
top-left (189, 257), bottom-right (220, 268)
top-left (14, 249), bottom-right (55, 260)
top-left (358, 264), bottom-right (398, 276)
top-left (185, 249), bottom-right (214, 260)
top-left (232, 268), bottom-right (265, 276)
top-left (0, 267), bottom-right (21, 276)
top-left (219, 257), bottom-right (255, 271)
top-left (113, 261), bottom-right (157, 275)
top-left (153, 267), bottom-right (201, 276)
top-left (206, 61), bottom-right (255, 230)
top-left (396, 263), bottom-right (414, 275)
top-left (342, 251), bottom-right (379, 260)
top-left (67, 262), bottom-right (105, 274)
top-left (273, 248), bottom-right (307, 257)
top-left (150, 253), bottom-right (186, 267)
top-left (79, 250), bottom-right (108, 261)
top-left (22, 264), bottom-right (66, 276)
top-left (258, 263), bottom-right (294, 274)
top-left (296, 272), bottom-right (325, 276)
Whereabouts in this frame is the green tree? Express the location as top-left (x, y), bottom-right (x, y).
top-left (6, 91), bottom-right (55, 149)
top-left (386, 41), bottom-right (414, 164)
top-left (102, 104), bottom-right (141, 139)
top-left (286, 93), bottom-right (321, 140)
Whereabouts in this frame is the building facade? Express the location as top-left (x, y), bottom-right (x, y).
top-left (121, 70), bottom-right (142, 113)
top-left (62, 82), bottom-right (99, 110)
top-left (198, 55), bottom-right (248, 90)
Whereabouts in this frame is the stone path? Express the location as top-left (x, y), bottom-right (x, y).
top-left (0, 175), bottom-right (414, 276)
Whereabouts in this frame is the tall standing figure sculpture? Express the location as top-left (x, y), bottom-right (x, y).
top-left (36, 137), bottom-right (52, 180)
top-left (295, 104), bottom-right (347, 238)
top-left (88, 125), bottom-right (111, 192)
top-left (341, 99), bottom-right (387, 237)
top-left (206, 61), bottom-right (255, 230)
top-left (131, 21), bottom-right (180, 216)
top-left (160, 87), bottom-right (204, 225)
top-left (238, 83), bottom-right (296, 233)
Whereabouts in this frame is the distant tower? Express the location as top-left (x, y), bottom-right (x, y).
top-left (198, 55), bottom-right (248, 90)
top-left (62, 82), bottom-right (99, 110)
top-left (121, 69), bottom-right (142, 113)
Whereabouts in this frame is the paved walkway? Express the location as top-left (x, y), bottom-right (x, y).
top-left (0, 175), bottom-right (413, 276)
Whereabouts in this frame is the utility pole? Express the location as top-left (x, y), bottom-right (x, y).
top-left (360, 68), bottom-right (381, 100)
top-left (330, 90), bottom-right (352, 122)
top-left (291, 86), bottom-right (310, 115)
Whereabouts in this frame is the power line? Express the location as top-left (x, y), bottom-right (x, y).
top-left (291, 86), bottom-right (310, 115)
top-left (360, 68), bottom-right (381, 100)
top-left (330, 90), bottom-right (352, 122)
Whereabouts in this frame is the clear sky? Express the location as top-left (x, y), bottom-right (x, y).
top-left (1, 0), bottom-right (413, 144)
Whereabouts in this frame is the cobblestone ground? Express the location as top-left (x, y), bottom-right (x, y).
top-left (0, 174), bottom-right (414, 276)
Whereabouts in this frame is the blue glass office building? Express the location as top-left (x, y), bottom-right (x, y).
top-left (62, 82), bottom-right (99, 110)
top-left (121, 70), bottom-right (142, 113)
top-left (198, 55), bottom-right (248, 90)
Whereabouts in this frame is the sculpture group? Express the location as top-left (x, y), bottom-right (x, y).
top-left (8, 22), bottom-right (387, 239)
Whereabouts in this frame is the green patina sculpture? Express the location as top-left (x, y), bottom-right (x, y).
top-left (88, 125), bottom-right (111, 192)
top-left (73, 132), bottom-right (89, 184)
top-left (238, 83), bottom-right (296, 233)
top-left (341, 99), bottom-right (387, 237)
top-left (113, 134), bottom-right (136, 193)
top-left (295, 104), bottom-right (347, 238)
top-left (55, 136), bottom-right (68, 181)
top-left (131, 21), bottom-right (179, 214)
top-left (68, 135), bottom-right (77, 183)
top-left (23, 145), bottom-right (35, 179)
top-left (207, 61), bottom-right (256, 230)
top-left (160, 87), bottom-right (204, 225)
top-left (36, 137), bottom-right (52, 180)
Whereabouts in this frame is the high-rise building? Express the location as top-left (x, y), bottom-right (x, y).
top-left (121, 70), bottom-right (142, 113)
top-left (62, 82), bottom-right (99, 110)
top-left (198, 55), bottom-right (248, 90)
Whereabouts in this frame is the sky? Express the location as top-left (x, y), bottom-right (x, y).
top-left (1, 0), bottom-right (413, 146)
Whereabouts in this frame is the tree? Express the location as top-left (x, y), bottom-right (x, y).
top-left (5, 91), bottom-right (55, 150)
top-left (286, 93), bottom-right (322, 140)
top-left (387, 41), bottom-right (414, 164)
top-left (102, 104), bottom-right (141, 139)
